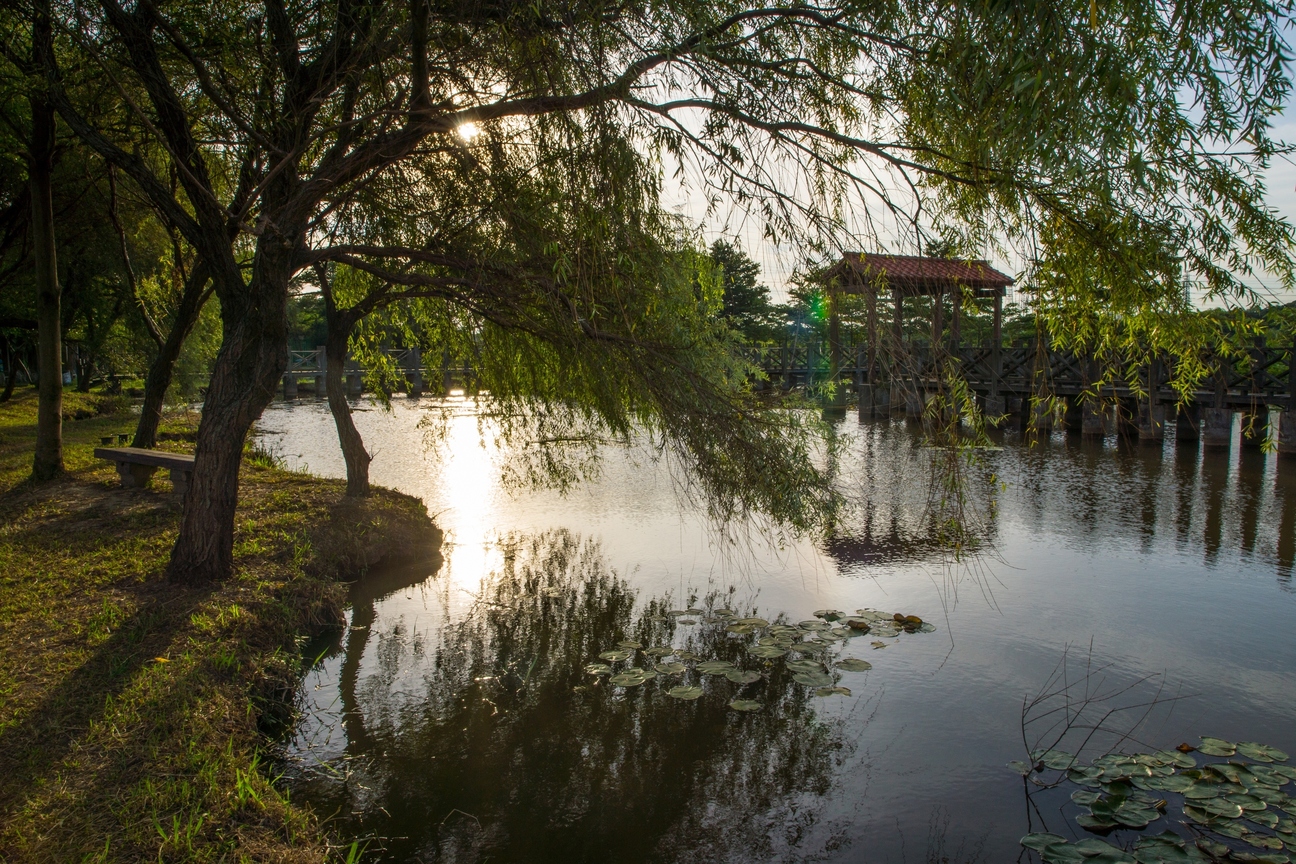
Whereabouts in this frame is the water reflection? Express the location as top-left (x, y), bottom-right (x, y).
top-left (286, 532), bottom-right (852, 863)
top-left (260, 402), bottom-right (1296, 862)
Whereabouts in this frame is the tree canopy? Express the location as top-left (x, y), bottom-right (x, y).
top-left (5, 0), bottom-right (1292, 579)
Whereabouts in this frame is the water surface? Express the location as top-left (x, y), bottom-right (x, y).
top-left (260, 399), bottom-right (1296, 863)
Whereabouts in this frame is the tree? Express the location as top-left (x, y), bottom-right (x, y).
top-left (28, 0), bottom-right (61, 479)
top-left (33, 0), bottom-right (1295, 582)
top-left (710, 240), bottom-right (779, 341)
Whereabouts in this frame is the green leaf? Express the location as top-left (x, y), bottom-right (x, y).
top-left (1198, 737), bottom-right (1237, 757)
top-left (728, 699), bottom-right (762, 712)
top-left (1238, 743), bottom-right (1290, 763)
top-left (833, 658), bottom-right (873, 672)
top-left (666, 686), bottom-right (703, 700)
top-left (724, 669), bottom-right (761, 684)
top-left (1022, 833), bottom-right (1069, 853)
top-left (815, 686), bottom-right (851, 697)
top-left (583, 663), bottom-right (612, 675)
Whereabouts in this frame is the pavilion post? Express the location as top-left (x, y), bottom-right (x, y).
top-left (950, 287), bottom-right (961, 355)
top-left (861, 287), bottom-right (878, 418)
top-left (891, 288), bottom-right (904, 414)
top-left (826, 287), bottom-right (844, 416)
top-left (987, 291), bottom-right (1004, 415)
top-left (931, 288), bottom-right (943, 353)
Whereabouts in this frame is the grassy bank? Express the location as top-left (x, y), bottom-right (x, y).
top-left (0, 387), bottom-right (441, 862)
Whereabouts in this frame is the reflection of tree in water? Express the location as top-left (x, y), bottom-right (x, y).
top-left (304, 531), bottom-right (849, 863)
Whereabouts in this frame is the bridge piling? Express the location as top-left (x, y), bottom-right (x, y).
top-left (1176, 403), bottom-right (1200, 443)
top-left (1278, 411), bottom-right (1296, 456)
top-left (1241, 408), bottom-right (1270, 449)
top-left (1137, 400), bottom-right (1165, 442)
top-left (1202, 408), bottom-right (1232, 448)
top-left (1081, 399), bottom-right (1106, 436)
top-left (282, 374), bottom-right (298, 400)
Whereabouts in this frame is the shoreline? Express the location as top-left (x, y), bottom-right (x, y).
top-left (0, 387), bottom-right (441, 861)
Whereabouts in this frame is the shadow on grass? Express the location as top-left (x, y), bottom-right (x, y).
top-left (0, 582), bottom-right (216, 817)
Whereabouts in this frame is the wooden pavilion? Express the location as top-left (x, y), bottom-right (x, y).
top-left (823, 252), bottom-right (1014, 415)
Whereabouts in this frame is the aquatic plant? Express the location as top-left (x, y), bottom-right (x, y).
top-left (1017, 737), bottom-right (1296, 863)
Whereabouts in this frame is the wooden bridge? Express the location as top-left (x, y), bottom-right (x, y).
top-left (282, 346), bottom-right (475, 399)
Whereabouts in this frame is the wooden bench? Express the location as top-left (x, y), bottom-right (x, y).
top-left (94, 447), bottom-right (195, 498)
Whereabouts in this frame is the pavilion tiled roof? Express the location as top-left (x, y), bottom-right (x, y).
top-left (830, 252), bottom-right (1013, 295)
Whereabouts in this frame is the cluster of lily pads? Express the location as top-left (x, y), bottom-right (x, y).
top-left (1016, 737), bottom-right (1296, 863)
top-left (582, 605), bottom-right (934, 712)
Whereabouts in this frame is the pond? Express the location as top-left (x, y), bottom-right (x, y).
top-left (258, 398), bottom-right (1296, 863)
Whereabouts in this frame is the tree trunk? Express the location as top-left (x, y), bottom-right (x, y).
top-left (29, 26), bottom-right (62, 480)
top-left (75, 343), bottom-right (93, 392)
top-left (165, 257), bottom-right (289, 584)
top-left (326, 330), bottom-right (371, 497)
top-left (1, 334), bottom-right (16, 402)
top-left (133, 263), bottom-right (210, 449)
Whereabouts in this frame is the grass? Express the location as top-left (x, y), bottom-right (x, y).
top-left (0, 386), bottom-right (441, 862)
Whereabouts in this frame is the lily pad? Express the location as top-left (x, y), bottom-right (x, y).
top-left (1243, 833), bottom-right (1284, 850)
top-left (666, 610), bottom-right (689, 617)
top-left (1228, 793), bottom-right (1270, 812)
top-left (1200, 798), bottom-right (1245, 819)
top-left (786, 659), bottom-right (826, 674)
top-left (666, 685), bottom-right (703, 700)
top-left (1247, 810), bottom-right (1280, 830)
top-left (1238, 742), bottom-right (1291, 763)
top-left (870, 641), bottom-right (889, 649)
top-left (1132, 844), bottom-right (1193, 864)
top-left (870, 628), bottom-right (900, 638)
top-left (1199, 737), bottom-right (1237, 757)
top-left (1072, 789), bottom-right (1102, 805)
top-left (1022, 834), bottom-right (1069, 853)
top-left (610, 670), bottom-right (653, 686)
top-left (748, 645), bottom-right (788, 659)
top-left (727, 624), bottom-right (756, 635)
top-left (1042, 844), bottom-right (1086, 863)
top-left (1039, 749), bottom-right (1077, 771)
top-left (1079, 839), bottom-right (1135, 863)
top-left (735, 617), bottom-right (768, 627)
top-left (1008, 760), bottom-right (1033, 776)
top-left (1184, 783), bottom-right (1223, 800)
top-left (599, 649), bottom-right (632, 662)
top-left (1156, 750), bottom-right (1197, 769)
top-left (1077, 813), bottom-right (1118, 830)
top-left (815, 686), bottom-right (851, 697)
top-left (617, 640), bottom-right (643, 649)
top-left (714, 608), bottom-right (736, 616)
top-left (798, 620), bottom-right (831, 631)
top-left (677, 618), bottom-right (698, 625)
top-left (643, 646), bottom-right (674, 657)
top-left (834, 658), bottom-right (873, 672)
top-left (654, 662), bottom-right (686, 675)
top-left (724, 669), bottom-right (762, 684)
top-left (728, 699), bottom-right (762, 712)
top-left (583, 663), bottom-right (612, 675)
top-left (1146, 775), bottom-right (1195, 793)
top-left (792, 671), bottom-right (833, 687)
top-left (1113, 806), bottom-right (1160, 828)
top-left (814, 609), bottom-right (845, 621)
top-left (696, 660), bottom-right (736, 675)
